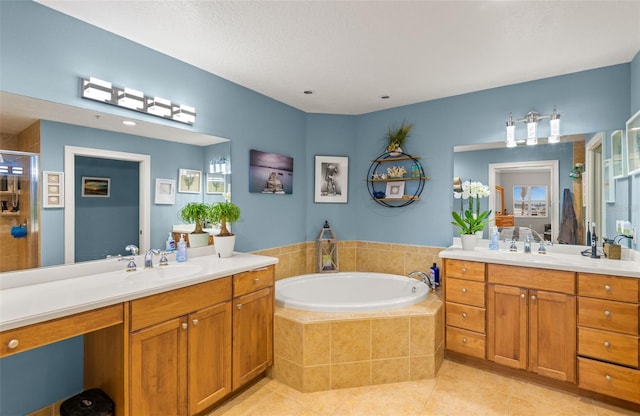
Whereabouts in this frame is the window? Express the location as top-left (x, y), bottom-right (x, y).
top-left (513, 185), bottom-right (547, 217)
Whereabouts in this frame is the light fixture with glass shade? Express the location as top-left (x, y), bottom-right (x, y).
top-left (146, 97), bottom-right (172, 117)
top-left (82, 77), bottom-right (113, 102)
top-left (505, 114), bottom-right (517, 147)
top-left (117, 87), bottom-right (144, 110)
top-left (504, 106), bottom-right (561, 147)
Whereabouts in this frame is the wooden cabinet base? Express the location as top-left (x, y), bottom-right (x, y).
top-left (578, 357), bottom-right (640, 404)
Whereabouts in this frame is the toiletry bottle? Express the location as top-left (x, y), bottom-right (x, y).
top-left (489, 227), bottom-right (499, 250)
top-left (176, 234), bottom-right (187, 262)
top-left (429, 263), bottom-right (440, 287)
top-left (586, 221), bottom-right (591, 246)
top-left (166, 233), bottom-right (175, 252)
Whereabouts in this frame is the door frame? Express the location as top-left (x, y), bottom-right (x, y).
top-left (64, 146), bottom-right (150, 264)
top-left (585, 132), bottom-right (604, 239)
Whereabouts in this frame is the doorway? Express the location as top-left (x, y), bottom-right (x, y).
top-left (64, 146), bottom-right (150, 264)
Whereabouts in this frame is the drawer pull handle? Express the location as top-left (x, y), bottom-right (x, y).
top-left (7, 339), bottom-right (19, 349)
top-left (604, 284), bottom-right (612, 292)
top-left (254, 278), bottom-right (260, 283)
top-left (530, 295), bottom-right (537, 301)
top-left (462, 337), bottom-right (467, 343)
top-left (605, 375), bottom-right (612, 382)
top-left (462, 312), bottom-right (468, 319)
top-left (604, 310), bottom-right (611, 317)
top-left (237, 304), bottom-right (242, 309)
top-left (461, 267), bottom-right (467, 273)
top-left (461, 288), bottom-right (467, 293)
top-left (181, 323), bottom-right (188, 330)
top-left (604, 341), bottom-right (611, 348)
top-left (192, 319), bottom-right (199, 326)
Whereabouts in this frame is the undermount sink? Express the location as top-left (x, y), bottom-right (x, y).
top-left (126, 263), bottom-right (204, 281)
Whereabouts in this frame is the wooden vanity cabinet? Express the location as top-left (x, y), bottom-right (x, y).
top-left (129, 277), bottom-right (232, 416)
top-left (487, 264), bottom-right (576, 383)
top-left (232, 267), bottom-right (274, 391)
top-left (577, 273), bottom-right (640, 404)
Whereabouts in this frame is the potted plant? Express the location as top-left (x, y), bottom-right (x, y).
top-left (451, 179), bottom-right (491, 250)
top-left (208, 197), bottom-right (241, 257)
top-left (178, 202), bottom-right (211, 248)
top-left (386, 121), bottom-right (413, 155)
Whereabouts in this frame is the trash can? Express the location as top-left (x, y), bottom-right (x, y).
top-left (60, 388), bottom-right (114, 416)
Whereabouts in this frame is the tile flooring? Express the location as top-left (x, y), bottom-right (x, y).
top-left (206, 359), bottom-right (637, 416)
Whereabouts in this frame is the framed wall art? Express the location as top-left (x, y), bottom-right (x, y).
top-left (249, 149), bottom-right (294, 194)
top-left (81, 176), bottom-right (110, 197)
top-left (314, 155), bottom-right (348, 203)
top-left (154, 178), bottom-right (175, 204)
top-left (611, 129), bottom-right (626, 178)
top-left (626, 109), bottom-right (640, 176)
top-left (178, 169), bottom-right (201, 193)
top-left (385, 181), bottom-right (405, 199)
top-left (43, 171), bottom-right (64, 208)
top-left (206, 173), bottom-right (225, 194)
top-left (602, 159), bottom-right (614, 203)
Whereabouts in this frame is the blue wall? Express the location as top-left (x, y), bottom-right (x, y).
top-left (1, 1), bottom-right (638, 414)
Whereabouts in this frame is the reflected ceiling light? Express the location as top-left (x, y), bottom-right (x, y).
top-left (80, 77), bottom-right (196, 125)
top-left (82, 77), bottom-right (112, 102)
top-left (122, 120), bottom-right (136, 126)
top-left (504, 106), bottom-right (561, 147)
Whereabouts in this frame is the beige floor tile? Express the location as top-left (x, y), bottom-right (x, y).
top-left (244, 391), bottom-right (323, 416)
top-left (592, 400), bottom-right (640, 416)
top-left (332, 383), bottom-right (427, 416)
top-left (509, 395), bottom-right (597, 416)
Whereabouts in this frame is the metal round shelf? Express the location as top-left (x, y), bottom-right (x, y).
top-left (366, 151), bottom-right (427, 208)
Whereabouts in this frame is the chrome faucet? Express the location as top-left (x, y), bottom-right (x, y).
top-left (144, 249), bottom-right (161, 268)
top-left (125, 244), bottom-right (139, 256)
top-left (408, 270), bottom-right (436, 291)
top-left (118, 256), bottom-right (137, 272)
top-left (524, 234), bottom-right (532, 254)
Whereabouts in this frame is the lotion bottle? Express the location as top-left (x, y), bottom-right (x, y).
top-left (176, 234), bottom-right (187, 262)
top-left (166, 233), bottom-right (175, 252)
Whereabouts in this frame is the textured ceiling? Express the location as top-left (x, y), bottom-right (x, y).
top-left (34, 1), bottom-right (640, 115)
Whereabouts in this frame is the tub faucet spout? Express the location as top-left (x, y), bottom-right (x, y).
top-left (408, 270), bottom-right (435, 291)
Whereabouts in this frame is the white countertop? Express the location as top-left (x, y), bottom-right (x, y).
top-left (439, 239), bottom-right (640, 278)
top-left (0, 248), bottom-right (278, 332)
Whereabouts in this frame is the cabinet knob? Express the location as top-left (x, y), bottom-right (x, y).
top-left (521, 293), bottom-right (526, 299)
top-left (530, 295), bottom-right (537, 301)
top-left (604, 341), bottom-right (611, 348)
top-left (605, 375), bottom-right (612, 382)
top-left (461, 267), bottom-right (467, 273)
top-left (237, 304), bottom-right (242, 309)
top-left (7, 339), bottom-right (19, 349)
top-left (462, 338), bottom-right (467, 343)
top-left (604, 284), bottom-right (612, 292)
top-left (461, 288), bottom-right (467, 293)
top-left (254, 278), bottom-right (260, 283)
top-left (181, 323), bottom-right (188, 330)
top-left (461, 312), bottom-right (468, 319)
top-left (192, 319), bottom-right (199, 326)
top-left (604, 310), bottom-right (611, 317)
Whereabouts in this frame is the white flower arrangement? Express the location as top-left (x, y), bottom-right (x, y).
top-left (386, 166), bottom-right (407, 178)
top-left (451, 180), bottom-right (492, 235)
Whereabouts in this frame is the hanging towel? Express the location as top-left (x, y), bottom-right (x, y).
top-left (11, 225), bottom-right (27, 238)
top-left (557, 188), bottom-right (578, 244)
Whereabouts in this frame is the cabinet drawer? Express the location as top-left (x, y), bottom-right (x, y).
top-left (445, 259), bottom-right (484, 282)
top-left (487, 264), bottom-right (575, 294)
top-left (1, 304), bottom-right (123, 358)
top-left (578, 357), bottom-right (640, 404)
top-left (233, 266), bottom-right (274, 298)
top-left (578, 298), bottom-right (639, 336)
top-left (446, 326), bottom-right (485, 359)
top-left (446, 302), bottom-right (485, 333)
top-left (131, 277), bottom-right (231, 331)
top-left (578, 273), bottom-right (639, 302)
top-left (578, 327), bottom-right (639, 368)
top-left (446, 278), bottom-right (485, 307)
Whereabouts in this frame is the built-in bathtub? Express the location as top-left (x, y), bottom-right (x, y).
top-left (273, 272), bottom-right (444, 392)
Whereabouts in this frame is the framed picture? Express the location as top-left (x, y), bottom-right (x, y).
top-left (81, 176), bottom-right (110, 197)
top-left (626, 109), bottom-right (640, 176)
top-left (249, 149), bottom-right (294, 194)
top-left (43, 171), bottom-right (64, 208)
top-left (314, 155), bottom-right (348, 203)
top-left (611, 129), bottom-right (626, 178)
top-left (602, 159), bottom-right (614, 203)
top-left (206, 173), bottom-right (225, 194)
top-left (178, 169), bottom-right (201, 193)
top-left (385, 181), bottom-right (405, 199)
top-left (155, 178), bottom-right (175, 204)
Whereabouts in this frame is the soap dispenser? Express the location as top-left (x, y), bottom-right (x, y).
top-left (166, 233), bottom-right (175, 252)
top-left (176, 234), bottom-right (187, 262)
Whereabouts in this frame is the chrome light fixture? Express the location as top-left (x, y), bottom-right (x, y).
top-left (80, 77), bottom-right (196, 125)
top-left (504, 106), bottom-right (561, 147)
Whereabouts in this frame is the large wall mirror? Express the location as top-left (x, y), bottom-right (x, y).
top-left (0, 92), bottom-right (231, 272)
top-left (453, 131), bottom-right (627, 245)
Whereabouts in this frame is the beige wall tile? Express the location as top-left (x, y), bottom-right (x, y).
top-left (410, 315), bottom-right (435, 355)
top-left (274, 316), bottom-right (303, 364)
top-left (331, 320), bottom-right (371, 363)
top-left (410, 355), bottom-right (437, 379)
top-left (272, 357), bottom-right (303, 392)
top-left (371, 317), bottom-right (410, 359)
top-left (301, 365), bottom-right (331, 393)
top-left (303, 322), bottom-right (330, 366)
top-left (331, 361), bottom-right (371, 389)
top-left (371, 357), bottom-right (410, 384)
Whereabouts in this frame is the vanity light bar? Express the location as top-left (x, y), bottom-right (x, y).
top-left (504, 106), bottom-right (560, 147)
top-left (80, 77), bottom-right (196, 125)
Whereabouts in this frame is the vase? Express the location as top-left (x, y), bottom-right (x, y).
top-left (188, 232), bottom-right (210, 248)
top-left (460, 234), bottom-right (477, 251)
top-left (214, 234), bottom-right (236, 258)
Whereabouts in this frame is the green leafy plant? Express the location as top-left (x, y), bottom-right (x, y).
top-left (208, 200), bottom-right (241, 236)
top-left (451, 180), bottom-right (492, 235)
top-left (386, 121), bottom-right (413, 152)
top-left (178, 202), bottom-right (210, 234)
top-left (451, 210), bottom-right (491, 235)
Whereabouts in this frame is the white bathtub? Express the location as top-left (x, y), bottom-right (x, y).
top-left (275, 272), bottom-right (430, 312)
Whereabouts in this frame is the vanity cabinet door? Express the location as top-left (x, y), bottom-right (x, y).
top-left (487, 284), bottom-right (528, 369)
top-left (130, 316), bottom-right (188, 416)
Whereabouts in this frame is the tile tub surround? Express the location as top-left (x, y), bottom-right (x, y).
top-left (272, 294), bottom-right (444, 392)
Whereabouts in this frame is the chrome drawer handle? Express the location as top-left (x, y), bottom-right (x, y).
top-left (462, 312), bottom-right (468, 319)
top-left (604, 341), bottom-right (611, 348)
top-left (605, 375), bottom-right (612, 382)
top-left (181, 323), bottom-right (188, 330)
top-left (461, 288), bottom-right (467, 293)
top-left (192, 319), bottom-right (199, 326)
top-left (604, 310), bottom-right (611, 317)
top-left (7, 339), bottom-right (19, 349)
top-left (462, 337), bottom-right (467, 343)
top-left (604, 284), bottom-right (612, 292)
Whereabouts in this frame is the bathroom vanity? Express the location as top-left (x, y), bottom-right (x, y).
top-left (440, 244), bottom-right (640, 408)
top-left (0, 249), bottom-right (277, 416)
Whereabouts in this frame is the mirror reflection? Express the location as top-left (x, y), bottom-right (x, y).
top-left (0, 93), bottom-right (230, 272)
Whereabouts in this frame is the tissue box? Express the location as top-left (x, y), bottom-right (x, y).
top-left (604, 243), bottom-right (621, 260)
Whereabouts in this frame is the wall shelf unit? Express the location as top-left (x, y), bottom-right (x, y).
top-left (366, 152), bottom-right (428, 208)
